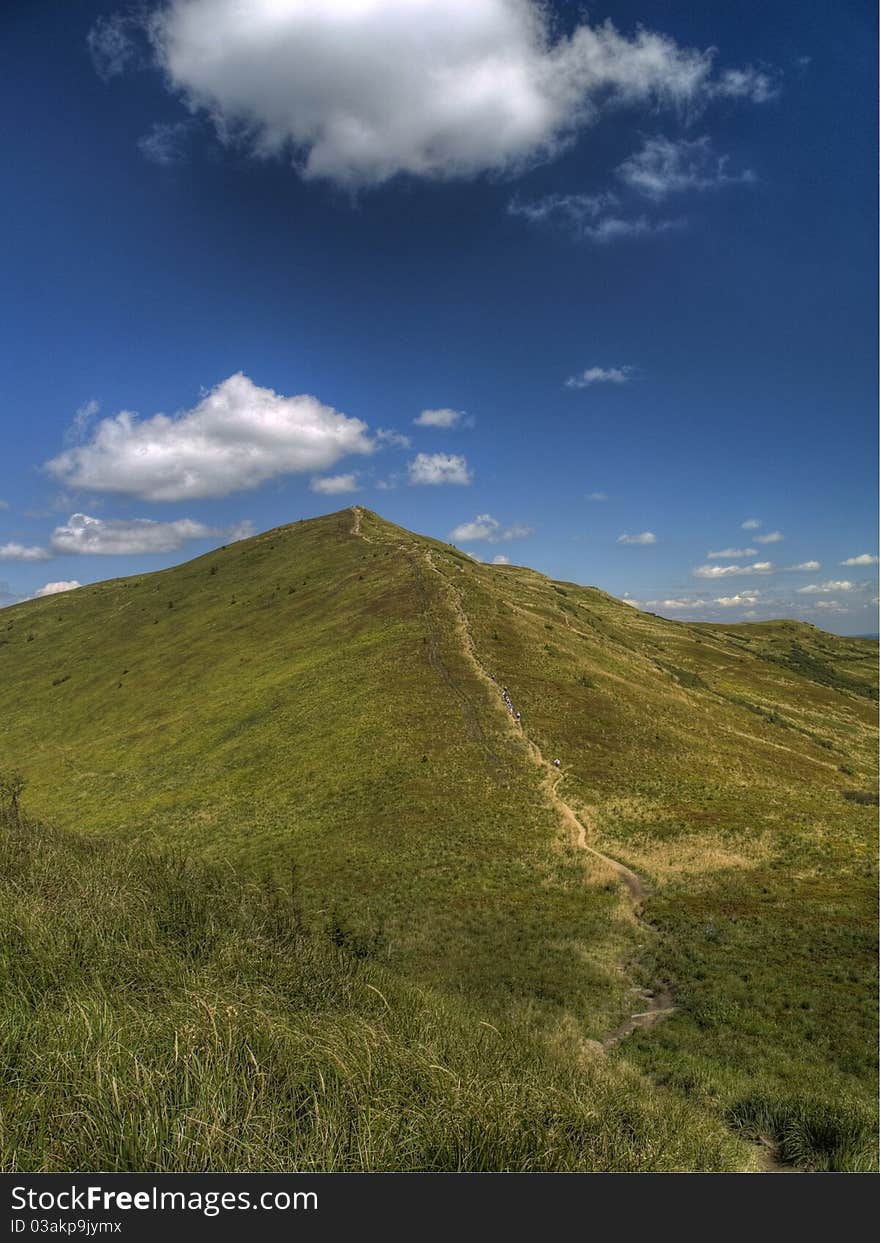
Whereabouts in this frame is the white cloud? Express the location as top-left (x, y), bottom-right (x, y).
top-left (0, 543), bottom-right (51, 562)
top-left (145, 2), bottom-right (773, 188)
top-left (693, 561), bottom-right (774, 578)
top-left (509, 193), bottom-right (683, 243)
top-left (0, 500), bottom-right (8, 510)
top-left (491, 554), bottom-right (511, 565)
top-left (565, 366), bottom-right (633, 389)
top-left (796, 580), bottom-right (857, 595)
top-left (617, 135), bottom-right (754, 199)
top-left (46, 373), bottom-right (374, 502)
top-left (755, 530), bottom-right (783, 544)
top-left (741, 517), bottom-right (762, 529)
top-left (788, 560), bottom-right (821, 572)
top-left (619, 595), bottom-right (639, 607)
top-left (408, 453), bottom-right (472, 486)
top-left (714, 593), bottom-right (760, 607)
top-left (815, 600), bottom-right (846, 612)
top-left (587, 491), bottom-right (607, 502)
top-left (48, 513), bottom-right (218, 556)
top-left (449, 513), bottom-right (531, 543)
top-left (309, 473), bottom-right (360, 495)
top-left (32, 581), bottom-right (82, 598)
top-left (617, 531), bottom-right (656, 545)
top-left (841, 553), bottom-right (879, 566)
top-left (707, 546), bottom-right (757, 558)
top-left (414, 408), bottom-right (463, 429)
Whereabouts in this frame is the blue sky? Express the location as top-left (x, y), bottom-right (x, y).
top-left (1, 0), bottom-right (876, 633)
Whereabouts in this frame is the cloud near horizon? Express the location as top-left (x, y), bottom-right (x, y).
top-left (796, 580), bottom-right (857, 595)
top-left (45, 373), bottom-right (374, 502)
top-left (32, 580), bottom-right (82, 598)
top-left (48, 513), bottom-right (238, 556)
top-left (100, 1), bottom-right (775, 189)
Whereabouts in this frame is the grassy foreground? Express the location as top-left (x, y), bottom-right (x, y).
top-left (0, 807), bottom-right (750, 1172)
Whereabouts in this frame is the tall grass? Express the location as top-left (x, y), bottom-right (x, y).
top-left (0, 808), bottom-right (748, 1172)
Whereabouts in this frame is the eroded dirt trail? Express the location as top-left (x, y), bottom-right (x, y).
top-left (348, 510), bottom-right (674, 1046)
top-left (350, 506), bottom-right (370, 542)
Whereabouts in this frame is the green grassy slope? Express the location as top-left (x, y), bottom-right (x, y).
top-left (1, 507), bottom-right (876, 1169)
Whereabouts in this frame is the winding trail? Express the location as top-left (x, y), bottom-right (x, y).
top-left (350, 509), bottom-right (674, 1042)
top-left (413, 539), bottom-right (675, 1045)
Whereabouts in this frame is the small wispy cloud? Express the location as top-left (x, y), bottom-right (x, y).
top-left (655, 597), bottom-right (706, 610)
top-left (309, 474), bottom-right (360, 495)
top-left (617, 531), bottom-right (656, 545)
top-left (755, 530), bottom-right (783, 544)
top-left (587, 491), bottom-right (608, 502)
top-left (375, 428), bottom-right (411, 449)
top-left (617, 135), bottom-right (755, 199)
top-left (566, 367), bottom-right (634, 389)
top-left (491, 554), bottom-right (511, 565)
top-left (86, 13), bottom-right (142, 81)
top-left (788, 560), bottom-right (821, 572)
top-left (138, 121), bottom-right (193, 168)
top-left (693, 561), bottom-right (774, 578)
top-left (741, 517), bottom-right (762, 530)
top-left (450, 514), bottom-right (532, 544)
top-left (65, 399), bottom-right (100, 446)
top-left (508, 193), bottom-right (682, 244)
top-left (710, 66), bottom-right (779, 103)
top-left (707, 546), bottom-right (757, 559)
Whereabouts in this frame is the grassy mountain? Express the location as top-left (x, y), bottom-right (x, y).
top-left (0, 506), bottom-right (876, 1170)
